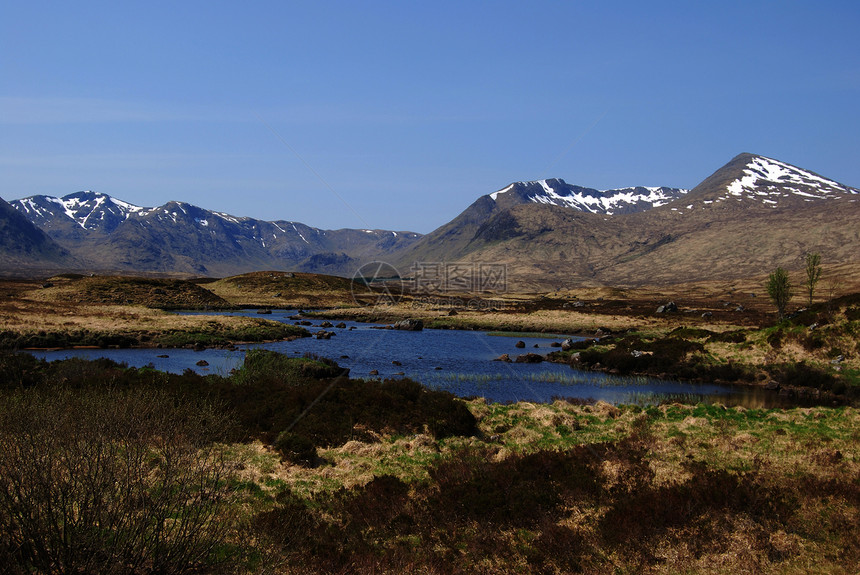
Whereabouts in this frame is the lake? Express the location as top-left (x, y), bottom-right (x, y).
top-left (29, 309), bottom-right (793, 407)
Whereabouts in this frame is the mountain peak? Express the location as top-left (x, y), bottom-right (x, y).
top-left (728, 154), bottom-right (857, 201)
top-left (488, 178), bottom-right (688, 215)
top-left (684, 153), bottom-right (859, 211)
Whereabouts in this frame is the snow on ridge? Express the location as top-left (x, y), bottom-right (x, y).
top-left (291, 223), bottom-right (309, 244)
top-left (489, 184), bottom-right (514, 201)
top-left (726, 155), bottom-right (856, 201)
top-left (529, 182), bottom-right (687, 214)
top-left (214, 212), bottom-right (240, 224)
top-left (490, 178), bottom-right (688, 214)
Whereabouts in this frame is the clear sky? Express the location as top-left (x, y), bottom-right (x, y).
top-left (2, 1), bottom-right (859, 233)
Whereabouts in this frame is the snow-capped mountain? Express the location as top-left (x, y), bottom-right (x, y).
top-left (725, 155), bottom-right (858, 202)
top-left (7, 152), bottom-right (859, 286)
top-left (488, 178), bottom-right (689, 215)
top-left (12, 191), bottom-right (155, 234)
top-left (677, 153), bottom-right (859, 213)
top-left (0, 196), bottom-right (77, 271)
top-left (393, 152), bottom-right (860, 290)
top-left (10, 192), bottom-right (422, 276)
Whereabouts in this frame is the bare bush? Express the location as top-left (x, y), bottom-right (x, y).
top-left (0, 386), bottom-right (234, 574)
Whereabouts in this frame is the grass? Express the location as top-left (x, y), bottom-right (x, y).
top-left (1, 273), bottom-right (858, 571)
top-left (2, 352), bottom-right (859, 574)
top-left (246, 400), bottom-right (860, 574)
top-left (204, 271), bottom-right (359, 308)
top-left (0, 278), bottom-right (309, 349)
top-left (486, 331), bottom-right (573, 338)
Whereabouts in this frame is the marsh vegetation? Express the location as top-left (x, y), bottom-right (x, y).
top-left (1, 351), bottom-right (859, 574)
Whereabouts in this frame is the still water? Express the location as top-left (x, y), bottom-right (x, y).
top-left (29, 309), bottom-right (789, 407)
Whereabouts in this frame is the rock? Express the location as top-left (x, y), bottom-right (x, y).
top-left (299, 320), bottom-right (312, 326)
top-left (573, 301), bottom-right (586, 307)
top-left (393, 319), bottom-right (424, 331)
top-left (435, 366), bottom-right (443, 370)
top-left (369, 370), bottom-right (379, 376)
top-left (392, 360), bottom-right (402, 366)
top-left (196, 360), bottom-right (209, 367)
top-left (631, 350), bottom-right (644, 358)
top-left (315, 330), bottom-right (333, 339)
top-left (656, 302), bottom-right (678, 313)
top-left (157, 354), bottom-right (169, 358)
top-left (41, 282), bottom-right (53, 289)
top-left (493, 354), bottom-right (512, 362)
top-left (809, 322), bottom-right (819, 331)
top-left (336, 322), bottom-right (347, 329)
top-left (319, 321), bottom-right (334, 328)
top-left (561, 338), bottom-right (575, 351)
top-left (274, 292), bottom-right (282, 297)
top-left (533, 344), bottom-right (540, 348)
top-left (701, 312), bottom-right (713, 319)
top-left (735, 305), bottom-right (745, 312)
top-left (550, 342), bottom-right (562, 348)
top-left (515, 341), bottom-right (526, 348)
top-left (257, 309), bottom-right (272, 315)
top-left (515, 353), bottom-right (544, 364)
top-left (765, 380), bottom-right (781, 390)
top-left (447, 309), bottom-right (458, 316)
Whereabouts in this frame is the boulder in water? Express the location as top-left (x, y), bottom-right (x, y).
top-left (393, 319), bottom-right (424, 331)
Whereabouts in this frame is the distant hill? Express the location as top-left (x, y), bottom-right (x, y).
top-left (0, 196), bottom-right (77, 275)
top-left (10, 193), bottom-right (422, 277)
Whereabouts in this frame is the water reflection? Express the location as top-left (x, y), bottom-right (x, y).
top-left (28, 309), bottom-right (801, 408)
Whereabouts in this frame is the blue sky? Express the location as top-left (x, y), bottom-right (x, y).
top-left (2, 1), bottom-right (859, 233)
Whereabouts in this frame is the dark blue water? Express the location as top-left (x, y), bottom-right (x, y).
top-left (29, 309), bottom-right (783, 406)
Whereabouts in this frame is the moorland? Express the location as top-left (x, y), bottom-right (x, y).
top-left (0, 269), bottom-right (859, 573)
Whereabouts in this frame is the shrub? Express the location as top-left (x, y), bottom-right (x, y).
top-left (770, 361), bottom-right (838, 391)
top-left (0, 386), bottom-right (234, 574)
top-left (233, 349), bottom-right (347, 386)
top-left (708, 330), bottom-right (747, 344)
top-left (274, 431), bottom-right (318, 466)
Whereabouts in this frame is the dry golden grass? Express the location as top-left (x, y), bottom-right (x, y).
top-left (0, 289), bottom-right (303, 349)
top-left (2, 301), bottom-right (265, 339)
top-left (204, 271), bottom-right (358, 308)
top-left (225, 399), bottom-right (860, 574)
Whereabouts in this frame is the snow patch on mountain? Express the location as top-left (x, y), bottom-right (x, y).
top-left (12, 191), bottom-right (157, 230)
top-left (489, 184), bottom-right (514, 201)
top-left (725, 156), bottom-right (858, 204)
top-left (490, 179), bottom-right (688, 215)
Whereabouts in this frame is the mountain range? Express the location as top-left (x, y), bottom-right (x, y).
top-left (6, 193), bottom-right (422, 277)
top-left (2, 153), bottom-right (858, 289)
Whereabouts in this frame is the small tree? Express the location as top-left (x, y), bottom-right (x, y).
top-left (804, 252), bottom-right (822, 307)
top-left (766, 267), bottom-right (793, 321)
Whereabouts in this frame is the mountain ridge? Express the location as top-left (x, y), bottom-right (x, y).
top-left (6, 152), bottom-right (859, 287)
top-left (9, 192), bottom-right (423, 277)
top-left (391, 153), bottom-right (859, 290)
